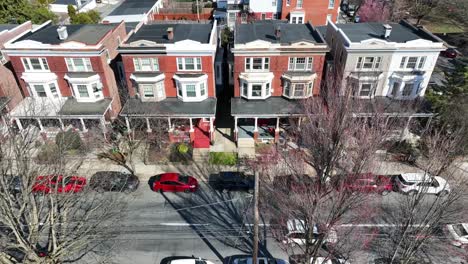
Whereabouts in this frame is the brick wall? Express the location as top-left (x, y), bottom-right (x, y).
top-left (281, 0), bottom-right (340, 26)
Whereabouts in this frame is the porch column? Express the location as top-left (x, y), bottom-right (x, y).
top-left (209, 117), bottom-right (214, 142)
top-left (189, 118), bottom-right (194, 132)
top-left (58, 118), bottom-right (65, 130)
top-left (125, 116), bottom-right (131, 132)
top-left (168, 117), bottom-right (172, 131)
top-left (234, 116), bottom-right (238, 142)
top-left (298, 117), bottom-right (302, 130)
top-left (275, 117), bottom-right (280, 143)
top-left (401, 116), bottom-right (413, 139)
top-left (253, 117), bottom-right (259, 142)
top-left (36, 118), bottom-right (44, 132)
top-left (15, 118), bottom-right (23, 131)
top-left (189, 118), bottom-right (195, 142)
top-left (80, 118), bottom-right (88, 133)
top-left (398, 81), bottom-right (406, 97)
top-left (146, 118), bottom-right (152, 133)
top-left (100, 117), bottom-right (107, 133)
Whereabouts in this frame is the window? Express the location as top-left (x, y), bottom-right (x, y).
top-left (252, 85), bottom-right (262, 97)
top-left (294, 84), bottom-right (305, 97)
top-left (291, 15), bottom-right (304, 24)
top-left (186, 85), bottom-right (197, 97)
top-left (22, 58), bottom-right (49, 71)
top-left (289, 57), bottom-right (313, 71)
top-left (133, 58), bottom-right (159, 72)
top-left (200, 82), bottom-right (206, 96)
top-left (406, 57), bottom-right (418, 69)
top-left (359, 83), bottom-right (372, 97)
top-left (272, 0), bottom-right (276, 6)
top-left (245, 58), bottom-right (270, 71)
top-left (242, 82), bottom-right (248, 96)
top-left (418, 56), bottom-right (426, 69)
top-left (400, 57), bottom-right (406, 68)
top-left (65, 58), bottom-right (92, 72)
top-left (292, 17), bottom-right (297, 24)
top-left (34, 85), bottom-right (47, 97)
top-left (49, 83), bottom-right (59, 98)
top-left (92, 83), bottom-right (102, 99)
top-left (286, 0), bottom-right (290, 5)
top-left (391, 82), bottom-right (400, 97)
top-left (326, 14), bottom-right (332, 24)
top-left (356, 56), bottom-right (382, 69)
top-left (265, 83), bottom-right (270, 95)
top-left (178, 84), bottom-right (183, 96)
top-left (307, 82), bottom-right (313, 95)
top-left (262, 13), bottom-right (266, 20)
top-left (141, 84), bottom-right (154, 98)
top-left (273, 13), bottom-right (277, 19)
top-left (402, 83), bottom-right (413, 96)
top-left (77, 85), bottom-right (89, 98)
top-left (177, 57), bottom-right (202, 71)
top-left (328, 0), bottom-right (334, 8)
top-left (297, 0), bottom-right (303, 8)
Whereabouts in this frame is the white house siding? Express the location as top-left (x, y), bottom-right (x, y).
top-left (249, 0), bottom-right (282, 14)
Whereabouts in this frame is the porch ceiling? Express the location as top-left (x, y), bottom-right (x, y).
top-left (120, 98), bottom-right (217, 117)
top-left (231, 97), bottom-right (305, 117)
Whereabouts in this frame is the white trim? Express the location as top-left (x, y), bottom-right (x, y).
top-left (65, 57), bottom-right (93, 72)
top-left (174, 74), bottom-right (209, 102)
top-left (282, 80), bottom-right (314, 99)
top-left (244, 57), bottom-right (270, 72)
top-left (176, 57), bottom-right (202, 71)
top-left (64, 73), bottom-right (101, 83)
top-left (130, 73), bottom-right (165, 83)
top-left (22, 72), bottom-right (57, 83)
top-left (21, 57), bottom-right (49, 72)
top-left (71, 82), bottom-right (104, 102)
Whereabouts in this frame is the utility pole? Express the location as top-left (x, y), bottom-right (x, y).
top-left (252, 171), bottom-right (259, 264)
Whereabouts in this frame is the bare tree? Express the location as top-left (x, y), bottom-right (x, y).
top-left (0, 121), bottom-right (128, 263)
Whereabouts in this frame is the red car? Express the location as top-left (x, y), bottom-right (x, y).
top-left (32, 175), bottom-right (87, 194)
top-left (340, 173), bottom-right (393, 195)
top-left (151, 173), bottom-right (198, 193)
top-left (441, 48), bottom-right (458, 58)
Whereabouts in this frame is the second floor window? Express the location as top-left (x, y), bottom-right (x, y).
top-left (65, 58), bottom-right (92, 72)
top-left (297, 0), bottom-right (303, 8)
top-left (245, 57), bottom-right (270, 71)
top-left (22, 57), bottom-right (49, 71)
top-left (177, 57), bottom-right (202, 71)
top-left (399, 56), bottom-right (426, 69)
top-left (328, 0), bottom-right (334, 8)
top-left (272, 0), bottom-right (276, 6)
top-left (134, 58), bottom-right (159, 72)
top-left (288, 57), bottom-right (313, 71)
top-left (356, 56), bottom-right (382, 69)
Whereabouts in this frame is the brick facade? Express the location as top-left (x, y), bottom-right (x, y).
top-left (281, 0), bottom-right (340, 25)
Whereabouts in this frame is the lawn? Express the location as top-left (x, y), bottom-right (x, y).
top-left (420, 15), bottom-right (465, 34)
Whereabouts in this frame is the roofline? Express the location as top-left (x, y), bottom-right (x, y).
top-left (1, 21), bottom-right (33, 46)
top-left (328, 21), bottom-right (352, 46)
top-left (95, 20), bottom-right (126, 46)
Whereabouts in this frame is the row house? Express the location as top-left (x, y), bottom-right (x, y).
top-left (0, 22), bottom-right (33, 136)
top-left (231, 21), bottom-right (329, 145)
top-left (3, 21), bottom-right (127, 136)
top-left (118, 21), bottom-right (218, 148)
top-left (318, 20), bottom-right (445, 132)
top-left (281, 0), bottom-right (340, 25)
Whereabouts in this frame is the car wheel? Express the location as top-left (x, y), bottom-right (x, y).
top-left (407, 190), bottom-right (418, 196)
top-left (381, 190), bottom-right (390, 196)
top-left (438, 190), bottom-right (449, 197)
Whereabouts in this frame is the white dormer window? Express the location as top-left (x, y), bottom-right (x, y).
top-left (245, 58), bottom-right (270, 71)
top-left (65, 58), bottom-right (92, 72)
top-left (177, 57), bottom-right (202, 71)
top-left (22, 58), bottom-right (49, 72)
top-left (134, 58), bottom-right (159, 72)
top-left (288, 57), bottom-right (313, 71)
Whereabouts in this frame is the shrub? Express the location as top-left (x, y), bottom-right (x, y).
top-left (36, 143), bottom-right (60, 164)
top-left (55, 130), bottom-right (82, 151)
top-left (388, 140), bottom-right (421, 164)
top-left (169, 143), bottom-right (193, 163)
top-left (177, 143), bottom-right (189, 154)
top-left (209, 152), bottom-right (238, 166)
top-left (204, 2), bottom-right (212, 8)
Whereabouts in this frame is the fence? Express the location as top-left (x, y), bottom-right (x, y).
top-left (153, 13), bottom-right (212, 20)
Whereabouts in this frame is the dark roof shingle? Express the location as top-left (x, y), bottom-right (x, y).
top-left (127, 23), bottom-right (212, 44)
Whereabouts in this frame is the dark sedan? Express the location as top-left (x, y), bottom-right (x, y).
top-left (89, 171), bottom-right (139, 193)
top-left (210, 172), bottom-right (254, 193)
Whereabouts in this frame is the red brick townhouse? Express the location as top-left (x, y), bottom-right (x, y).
top-left (231, 21), bottom-right (329, 145)
top-left (0, 22), bottom-right (32, 136)
top-left (281, 0), bottom-right (340, 25)
top-left (118, 21), bottom-right (218, 148)
top-left (3, 21), bottom-right (127, 136)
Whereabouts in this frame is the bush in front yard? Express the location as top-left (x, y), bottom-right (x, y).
top-left (209, 152), bottom-right (238, 166)
top-left (36, 143), bottom-right (60, 164)
top-left (388, 140), bottom-right (421, 164)
top-left (55, 130), bottom-right (82, 150)
top-left (169, 143), bottom-right (193, 164)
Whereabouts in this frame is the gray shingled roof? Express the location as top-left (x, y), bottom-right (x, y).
top-left (15, 24), bottom-right (116, 45)
top-left (121, 98), bottom-right (217, 117)
top-left (109, 0), bottom-right (156, 15)
top-left (235, 21), bottom-right (324, 44)
top-left (127, 23), bottom-right (212, 44)
top-left (334, 21), bottom-right (441, 43)
top-left (58, 98), bottom-right (112, 116)
top-left (231, 97), bottom-right (305, 117)
top-left (0, 24), bottom-right (17, 32)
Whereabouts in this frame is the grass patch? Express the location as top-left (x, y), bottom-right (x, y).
top-left (421, 16), bottom-right (465, 34)
top-left (209, 152), bottom-right (238, 166)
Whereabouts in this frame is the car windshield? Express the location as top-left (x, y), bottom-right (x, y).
top-left (453, 224), bottom-right (468, 237)
top-left (397, 175), bottom-right (415, 185)
top-left (179, 176), bottom-right (189, 184)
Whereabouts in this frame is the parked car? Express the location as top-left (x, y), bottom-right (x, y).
top-left (440, 48), bottom-right (458, 58)
top-left (0, 175), bottom-right (22, 194)
top-left (446, 223), bottom-right (468, 248)
top-left (273, 174), bottom-right (316, 193)
top-left (89, 171), bottom-right (139, 193)
top-left (232, 256), bottom-right (288, 264)
top-left (151, 173), bottom-right (198, 193)
top-left (392, 173), bottom-right (450, 196)
top-left (168, 257), bottom-right (215, 264)
top-left (281, 219), bottom-right (337, 246)
top-left (339, 173), bottom-right (393, 195)
top-left (32, 175), bottom-right (86, 194)
top-left (210, 172), bottom-right (254, 193)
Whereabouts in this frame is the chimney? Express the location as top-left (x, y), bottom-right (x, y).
top-left (57, 26), bottom-right (68, 40)
top-left (167, 27), bottom-right (174, 41)
top-left (383, 24), bottom-right (392, 39)
top-left (275, 25), bottom-right (281, 41)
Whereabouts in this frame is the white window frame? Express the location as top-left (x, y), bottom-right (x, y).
top-left (358, 83), bottom-right (373, 97)
top-left (175, 79), bottom-right (208, 102)
top-left (29, 81), bottom-right (61, 98)
top-left (177, 57), bottom-right (202, 71)
top-left (399, 56), bottom-right (426, 70)
top-left (356, 56), bottom-right (382, 70)
top-left (71, 82), bottom-right (103, 102)
top-left (282, 80), bottom-right (314, 99)
top-left (133, 58), bottom-right (160, 72)
top-left (245, 57), bottom-right (270, 72)
top-left (240, 80), bottom-right (272, 100)
top-left (290, 14), bottom-right (305, 24)
top-left (401, 82), bottom-right (414, 97)
top-left (22, 57), bottom-right (49, 72)
top-left (65, 58), bottom-right (93, 72)
top-left (328, 0), bottom-right (335, 8)
top-left (288, 57), bottom-right (313, 71)
top-left (139, 81), bottom-right (166, 101)
top-left (272, 0), bottom-right (276, 6)
top-left (297, 0), bottom-right (303, 8)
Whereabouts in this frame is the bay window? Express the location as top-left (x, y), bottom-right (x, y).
top-left (71, 82), bottom-right (103, 102)
top-left (359, 83), bottom-right (373, 97)
top-left (240, 81), bottom-right (272, 99)
top-left (174, 74), bottom-right (208, 102)
top-left (293, 84), bottom-right (305, 97)
top-left (22, 58), bottom-right (49, 71)
top-left (402, 83), bottom-right (414, 96)
top-left (177, 57), bottom-right (202, 71)
top-left (65, 58), bottom-right (92, 72)
top-left (245, 57), bottom-right (270, 71)
top-left (29, 82), bottom-right (61, 98)
top-left (252, 85), bottom-right (262, 97)
top-left (34, 85), bottom-right (47, 97)
top-left (134, 58), bottom-right (159, 72)
top-left (288, 57), bottom-right (313, 71)
top-left (139, 81), bottom-right (166, 101)
top-left (282, 80), bottom-right (313, 98)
